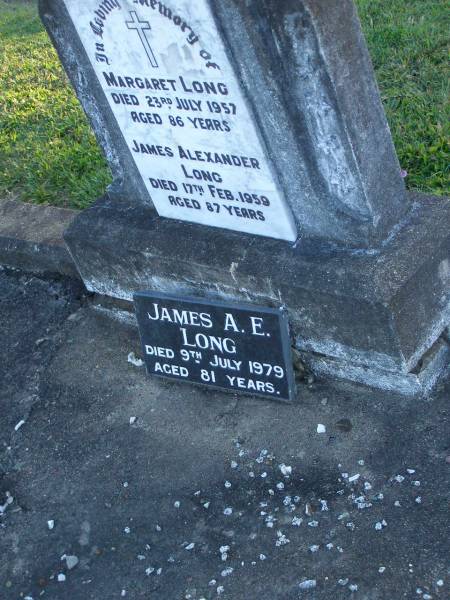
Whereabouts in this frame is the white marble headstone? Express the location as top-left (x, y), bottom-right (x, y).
top-left (63, 0), bottom-right (297, 242)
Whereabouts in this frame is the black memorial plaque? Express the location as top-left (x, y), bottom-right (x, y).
top-left (134, 292), bottom-right (296, 401)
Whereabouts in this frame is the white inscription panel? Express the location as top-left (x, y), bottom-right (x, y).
top-left (63, 0), bottom-right (297, 241)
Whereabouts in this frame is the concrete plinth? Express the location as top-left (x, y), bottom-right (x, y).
top-left (64, 192), bottom-right (450, 395)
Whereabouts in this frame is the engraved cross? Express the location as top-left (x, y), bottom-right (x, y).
top-left (125, 11), bottom-right (158, 68)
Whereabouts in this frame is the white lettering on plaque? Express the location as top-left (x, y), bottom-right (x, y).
top-left (63, 0), bottom-right (297, 242)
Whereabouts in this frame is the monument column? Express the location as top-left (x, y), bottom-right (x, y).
top-left (211, 0), bottom-right (408, 246)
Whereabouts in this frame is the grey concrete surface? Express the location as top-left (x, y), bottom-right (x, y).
top-left (0, 267), bottom-right (449, 600)
top-left (0, 200), bottom-right (78, 278)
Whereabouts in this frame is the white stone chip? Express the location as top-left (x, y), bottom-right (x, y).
top-left (127, 352), bottom-right (143, 367)
top-left (407, 469), bottom-right (416, 474)
top-left (378, 567), bottom-right (386, 573)
top-left (309, 545), bottom-right (319, 553)
top-left (174, 501), bottom-right (180, 508)
top-left (221, 567), bottom-right (233, 577)
top-left (230, 461), bottom-right (238, 469)
top-left (57, 574), bottom-right (66, 582)
top-left (14, 420), bottom-right (26, 432)
top-left (279, 464), bottom-right (292, 476)
top-left (224, 481), bottom-right (232, 489)
top-left (65, 555), bottom-right (79, 570)
top-left (47, 520), bottom-right (55, 530)
top-left (348, 474), bottom-right (360, 483)
top-left (299, 580), bottom-right (317, 590)
top-left (124, 527), bottom-right (131, 534)
top-left (223, 507), bottom-right (233, 516)
top-left (259, 554), bottom-right (267, 561)
top-left (317, 424), bottom-right (326, 434)
top-left (185, 543), bottom-right (195, 550)
top-left (129, 416), bottom-right (137, 425)
top-left (275, 531), bottom-right (290, 546)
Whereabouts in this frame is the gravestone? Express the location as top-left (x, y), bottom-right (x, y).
top-left (39, 0), bottom-right (450, 396)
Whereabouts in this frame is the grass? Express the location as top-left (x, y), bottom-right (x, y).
top-left (357, 0), bottom-right (449, 195)
top-left (0, 0), bottom-right (448, 209)
top-left (0, 0), bottom-right (111, 208)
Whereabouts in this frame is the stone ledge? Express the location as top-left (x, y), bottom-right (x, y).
top-left (0, 199), bottom-right (80, 279)
top-left (299, 331), bottom-right (450, 396)
top-left (64, 192), bottom-right (450, 376)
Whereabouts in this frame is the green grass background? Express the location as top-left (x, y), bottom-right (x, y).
top-left (0, 0), bottom-right (448, 209)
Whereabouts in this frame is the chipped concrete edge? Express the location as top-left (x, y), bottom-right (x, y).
top-left (0, 199), bottom-right (81, 279)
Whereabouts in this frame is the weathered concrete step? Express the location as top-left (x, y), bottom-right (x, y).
top-left (0, 198), bottom-right (80, 279)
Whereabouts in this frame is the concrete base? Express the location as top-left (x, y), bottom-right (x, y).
top-left (299, 333), bottom-right (450, 397)
top-left (0, 198), bottom-right (78, 278)
top-left (64, 192), bottom-right (450, 396)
